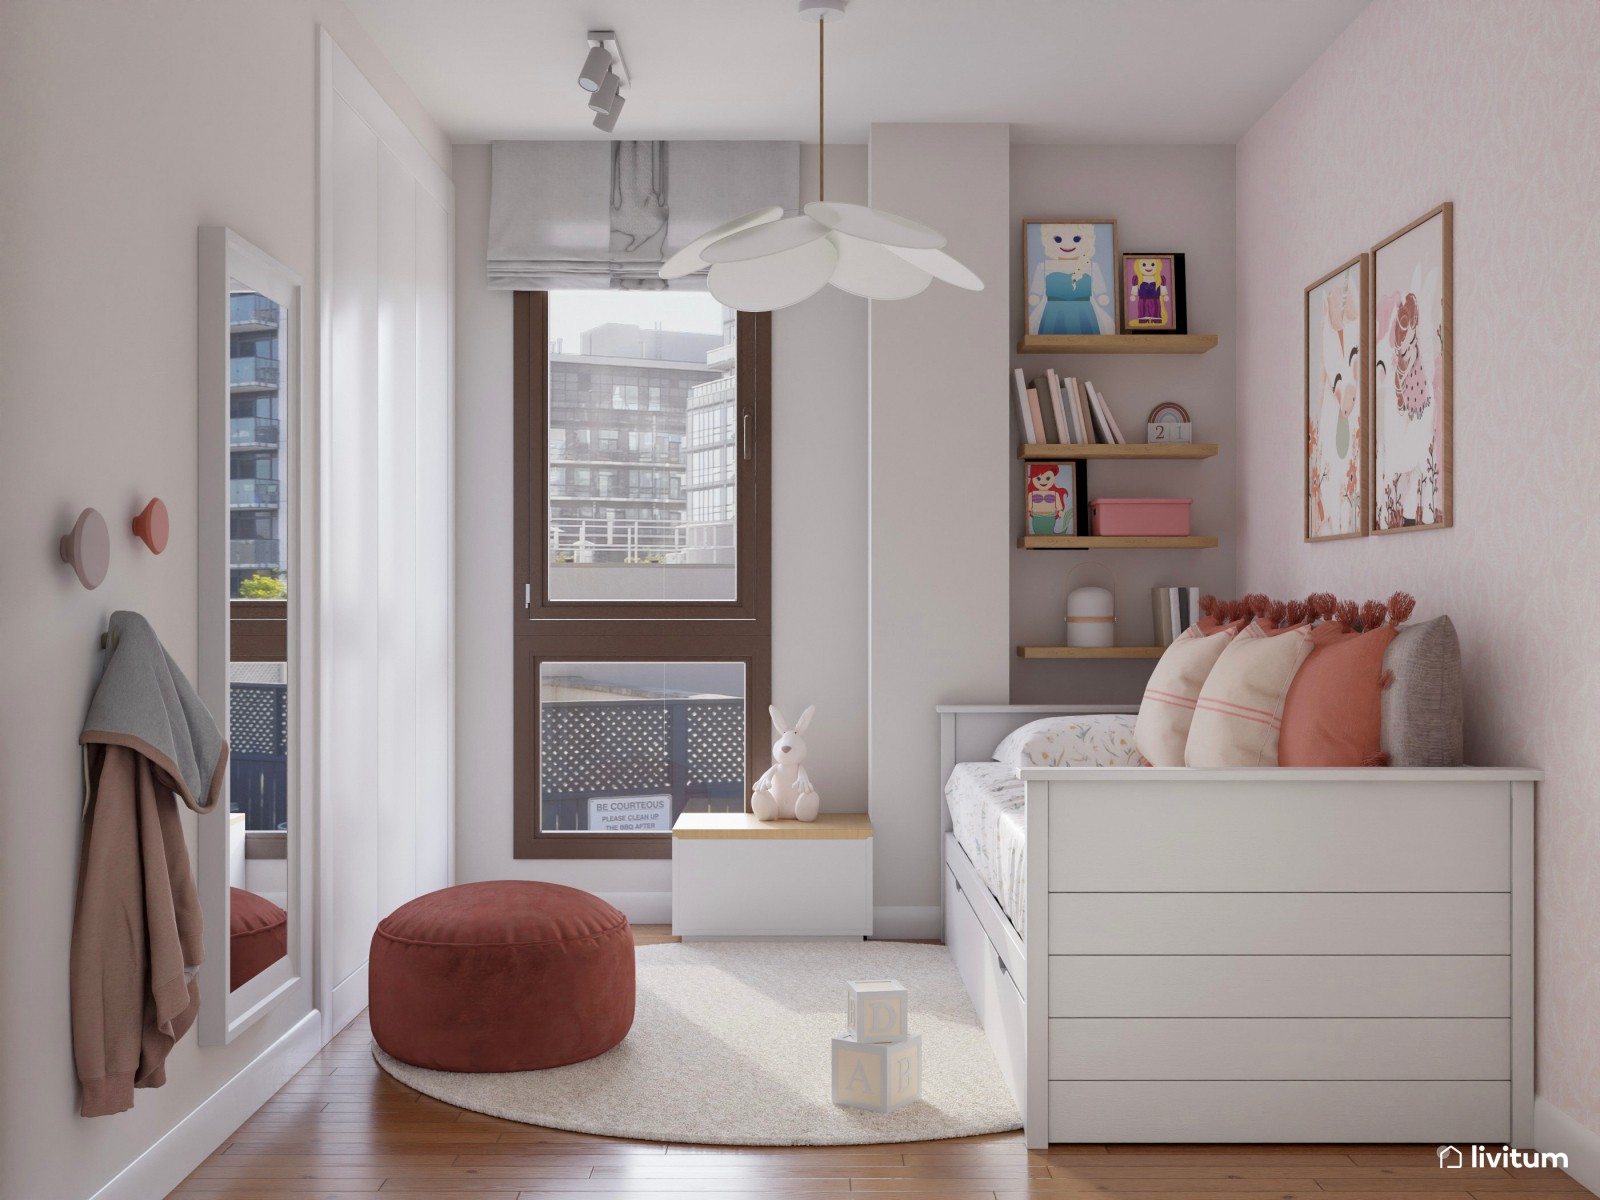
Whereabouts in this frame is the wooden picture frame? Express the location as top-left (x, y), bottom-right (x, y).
top-left (1120, 252), bottom-right (1187, 334)
top-left (1304, 253), bottom-right (1370, 542)
top-left (1021, 218), bottom-right (1119, 337)
top-left (1369, 202), bottom-right (1453, 534)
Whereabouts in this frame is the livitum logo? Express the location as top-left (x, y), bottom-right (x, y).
top-left (1437, 1145), bottom-right (1570, 1169)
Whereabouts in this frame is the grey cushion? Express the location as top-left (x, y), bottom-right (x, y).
top-left (1380, 616), bottom-right (1464, 766)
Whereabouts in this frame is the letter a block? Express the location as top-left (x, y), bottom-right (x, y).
top-left (832, 1032), bottom-right (922, 1112)
top-left (845, 979), bottom-right (908, 1043)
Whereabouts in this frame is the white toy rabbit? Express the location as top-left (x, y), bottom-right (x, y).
top-left (751, 705), bottom-right (821, 822)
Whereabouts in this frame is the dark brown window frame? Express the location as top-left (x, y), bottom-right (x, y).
top-left (512, 291), bottom-right (772, 859)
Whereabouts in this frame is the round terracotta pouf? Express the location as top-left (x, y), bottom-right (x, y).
top-left (370, 881), bottom-right (634, 1072)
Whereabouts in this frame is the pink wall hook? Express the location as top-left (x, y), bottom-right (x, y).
top-left (132, 497), bottom-right (169, 554)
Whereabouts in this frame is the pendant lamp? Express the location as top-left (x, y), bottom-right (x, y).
top-left (658, 0), bottom-right (983, 310)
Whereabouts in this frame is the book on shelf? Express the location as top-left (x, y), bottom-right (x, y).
top-left (1044, 370), bottom-right (1071, 446)
top-left (1012, 368), bottom-right (1037, 442)
top-left (1026, 387), bottom-right (1048, 447)
top-left (1029, 376), bottom-right (1056, 441)
top-left (1083, 380), bottom-right (1115, 444)
top-left (1066, 376), bottom-right (1093, 443)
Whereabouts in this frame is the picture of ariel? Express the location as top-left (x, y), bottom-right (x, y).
top-left (1025, 463), bottom-right (1074, 535)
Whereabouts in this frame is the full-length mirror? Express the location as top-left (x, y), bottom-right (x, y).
top-left (197, 228), bottom-right (305, 1044)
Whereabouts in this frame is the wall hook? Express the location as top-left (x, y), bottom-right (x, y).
top-left (60, 507), bottom-right (110, 590)
top-left (132, 497), bottom-right (169, 554)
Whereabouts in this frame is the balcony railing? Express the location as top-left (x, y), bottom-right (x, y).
top-left (231, 538), bottom-right (281, 567)
top-left (230, 416), bottom-right (280, 448)
top-left (549, 517), bottom-right (686, 563)
top-left (229, 296), bottom-right (280, 329)
top-left (230, 356), bottom-right (280, 390)
top-left (552, 447), bottom-right (684, 466)
top-left (540, 697), bottom-right (745, 832)
top-left (550, 484), bottom-right (682, 502)
top-left (231, 478), bottom-right (280, 508)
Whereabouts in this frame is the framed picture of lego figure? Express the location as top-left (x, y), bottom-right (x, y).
top-left (1120, 252), bottom-right (1187, 334)
top-left (1023, 219), bottom-right (1118, 337)
top-left (1023, 461), bottom-right (1085, 536)
top-left (1304, 253), bottom-right (1369, 541)
top-left (1370, 202), bottom-right (1452, 533)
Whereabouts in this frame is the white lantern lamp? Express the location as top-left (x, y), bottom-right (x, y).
top-left (1064, 561), bottom-right (1116, 649)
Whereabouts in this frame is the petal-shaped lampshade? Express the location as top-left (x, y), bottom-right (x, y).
top-left (803, 201), bottom-right (946, 250)
top-left (826, 231), bottom-right (933, 300)
top-left (884, 244), bottom-right (985, 291)
top-left (700, 214), bottom-right (829, 264)
top-left (706, 235), bottom-right (838, 311)
top-left (659, 207), bottom-right (785, 279)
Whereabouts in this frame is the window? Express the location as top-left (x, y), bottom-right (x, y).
top-left (514, 290), bottom-right (771, 858)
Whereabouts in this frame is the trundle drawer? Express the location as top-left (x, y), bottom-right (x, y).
top-left (1048, 955), bottom-right (1509, 1017)
top-left (1048, 1080), bottom-right (1510, 1143)
top-left (944, 861), bottom-right (1026, 1110)
top-left (1050, 1017), bottom-right (1510, 1080)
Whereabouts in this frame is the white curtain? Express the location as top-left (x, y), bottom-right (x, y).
top-left (487, 140), bottom-right (799, 290)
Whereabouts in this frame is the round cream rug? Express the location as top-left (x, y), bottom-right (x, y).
top-left (372, 939), bottom-right (1021, 1145)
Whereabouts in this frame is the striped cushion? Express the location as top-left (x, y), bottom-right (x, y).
top-left (1185, 623), bottom-right (1315, 767)
top-left (1135, 624), bottom-right (1241, 766)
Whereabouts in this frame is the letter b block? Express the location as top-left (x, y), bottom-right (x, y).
top-left (845, 979), bottom-right (908, 1043)
top-left (832, 1032), bottom-right (921, 1112)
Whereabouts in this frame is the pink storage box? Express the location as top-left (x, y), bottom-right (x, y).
top-left (1090, 498), bottom-right (1192, 536)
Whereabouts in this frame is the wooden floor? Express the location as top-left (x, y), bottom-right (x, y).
top-left (171, 928), bottom-right (1595, 1200)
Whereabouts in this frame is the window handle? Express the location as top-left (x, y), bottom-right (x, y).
top-left (742, 412), bottom-right (752, 461)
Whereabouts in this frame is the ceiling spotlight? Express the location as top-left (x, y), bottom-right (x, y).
top-left (589, 71), bottom-right (621, 114)
top-left (578, 44), bottom-right (612, 92)
top-left (592, 91), bottom-right (626, 133)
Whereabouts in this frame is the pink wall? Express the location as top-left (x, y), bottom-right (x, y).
top-left (1236, 0), bottom-right (1600, 1133)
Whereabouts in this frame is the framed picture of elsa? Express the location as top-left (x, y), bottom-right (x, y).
top-left (1304, 253), bottom-right (1369, 541)
top-left (1370, 202), bottom-right (1452, 533)
top-left (1023, 219), bottom-right (1118, 337)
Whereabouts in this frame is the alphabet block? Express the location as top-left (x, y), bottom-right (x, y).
top-left (845, 978), bottom-right (907, 1043)
top-left (831, 1032), bottom-right (922, 1112)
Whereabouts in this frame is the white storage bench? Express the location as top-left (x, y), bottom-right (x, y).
top-left (671, 812), bottom-right (873, 939)
top-left (938, 705), bottom-right (1538, 1149)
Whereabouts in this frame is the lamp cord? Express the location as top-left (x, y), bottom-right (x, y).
top-left (818, 17), bottom-right (825, 202)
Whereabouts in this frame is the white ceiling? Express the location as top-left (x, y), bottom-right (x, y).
top-left (344, 0), bottom-right (1368, 145)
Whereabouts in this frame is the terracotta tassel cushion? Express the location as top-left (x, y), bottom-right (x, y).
top-left (370, 881), bottom-right (635, 1072)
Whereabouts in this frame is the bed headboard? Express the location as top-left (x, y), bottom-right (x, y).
top-left (937, 704), bottom-right (1140, 785)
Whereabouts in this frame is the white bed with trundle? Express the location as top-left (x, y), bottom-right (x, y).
top-left (938, 703), bottom-right (1538, 1149)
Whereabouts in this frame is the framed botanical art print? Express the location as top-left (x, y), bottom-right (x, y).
top-left (1305, 254), bottom-right (1369, 541)
top-left (1023, 219), bottom-right (1118, 337)
top-left (1120, 252), bottom-right (1187, 334)
top-left (1370, 202), bottom-right (1452, 533)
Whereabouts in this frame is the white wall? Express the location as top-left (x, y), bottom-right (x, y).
top-left (1009, 144), bottom-right (1238, 704)
top-left (0, 3), bottom-right (447, 1197)
top-left (1233, 0), bottom-right (1600, 1161)
top-left (868, 124), bottom-right (1012, 937)
top-left (451, 143), bottom-right (870, 915)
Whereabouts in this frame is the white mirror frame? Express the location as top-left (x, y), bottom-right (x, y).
top-left (196, 227), bottom-right (309, 1045)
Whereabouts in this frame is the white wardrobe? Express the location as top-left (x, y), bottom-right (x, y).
top-left (318, 30), bottom-right (454, 1033)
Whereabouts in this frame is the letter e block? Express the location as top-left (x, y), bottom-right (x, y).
top-left (832, 1032), bottom-right (921, 1112)
top-left (845, 979), bottom-right (908, 1043)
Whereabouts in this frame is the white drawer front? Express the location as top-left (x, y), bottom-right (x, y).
top-left (943, 862), bottom-right (1027, 1115)
top-left (1050, 1017), bottom-right (1510, 1080)
top-left (1047, 783), bottom-right (1509, 892)
top-left (1047, 893), bottom-right (1510, 955)
top-left (672, 839), bottom-right (871, 936)
top-left (1048, 1080), bottom-right (1509, 1143)
top-left (1048, 955), bottom-right (1509, 1017)
top-left (943, 862), bottom-right (987, 1008)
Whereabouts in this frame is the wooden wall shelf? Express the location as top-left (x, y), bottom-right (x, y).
top-left (1018, 333), bottom-right (1219, 355)
top-left (1018, 534), bottom-right (1218, 550)
top-left (1017, 645), bottom-right (1166, 660)
top-left (1019, 442), bottom-right (1217, 461)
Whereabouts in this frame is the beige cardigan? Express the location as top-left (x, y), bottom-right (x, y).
top-left (71, 745), bottom-right (208, 1116)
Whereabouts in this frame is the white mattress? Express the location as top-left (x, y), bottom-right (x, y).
top-left (944, 761), bottom-right (1030, 937)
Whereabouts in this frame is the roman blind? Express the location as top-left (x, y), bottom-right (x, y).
top-left (487, 140), bottom-right (799, 291)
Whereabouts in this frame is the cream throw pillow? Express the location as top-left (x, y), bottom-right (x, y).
top-left (1135, 625), bottom-right (1239, 766)
top-left (1186, 623), bottom-right (1315, 767)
